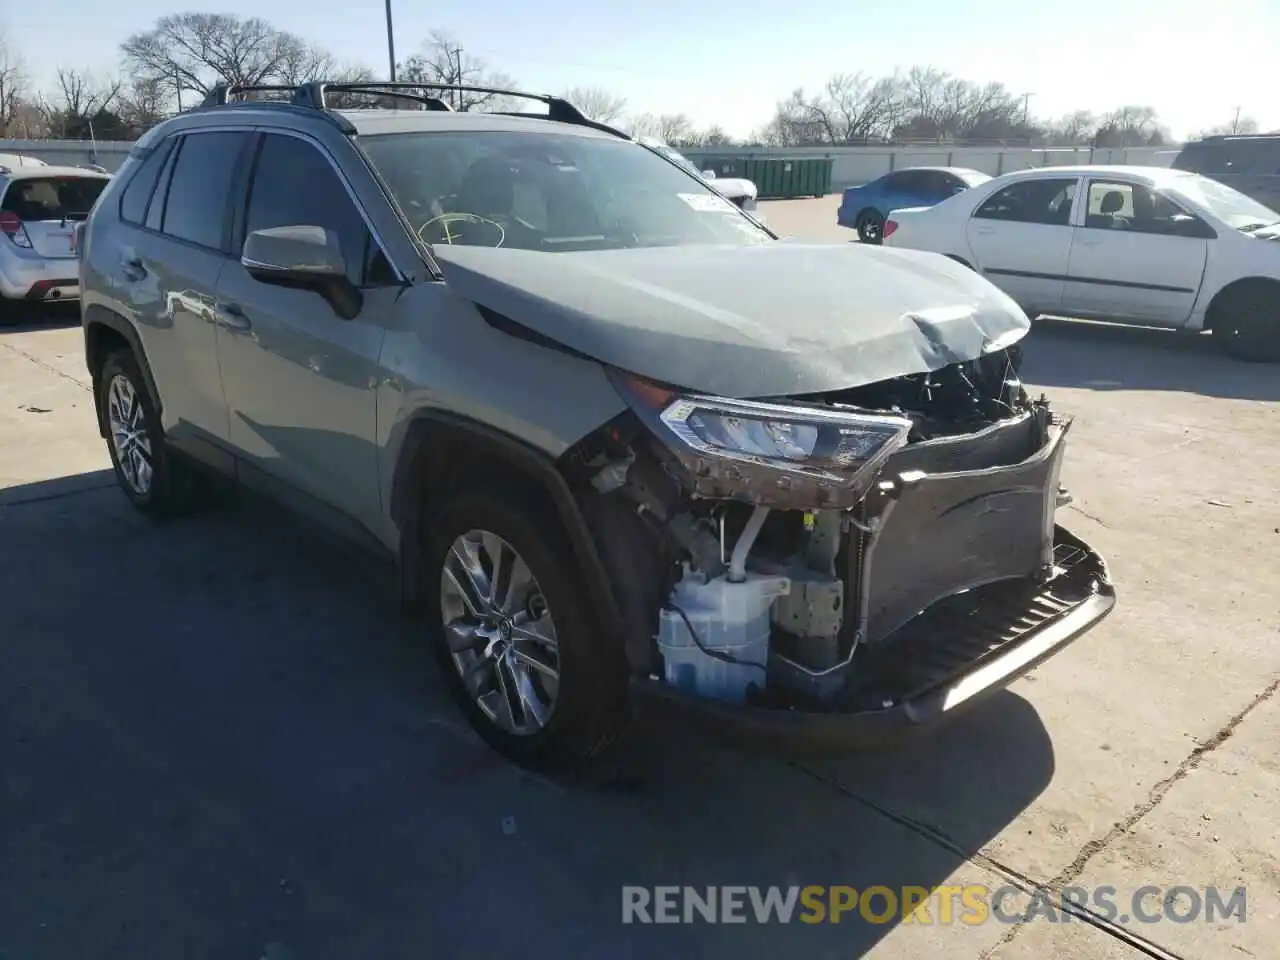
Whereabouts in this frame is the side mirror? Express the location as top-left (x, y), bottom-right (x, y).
top-left (242, 225), bottom-right (362, 319)
top-left (1169, 213), bottom-right (1216, 240)
top-left (701, 169), bottom-right (717, 180)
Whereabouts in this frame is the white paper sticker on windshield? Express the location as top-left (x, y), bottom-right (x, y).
top-left (678, 192), bottom-right (736, 213)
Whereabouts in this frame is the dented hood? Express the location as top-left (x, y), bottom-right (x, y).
top-left (433, 242), bottom-right (1030, 398)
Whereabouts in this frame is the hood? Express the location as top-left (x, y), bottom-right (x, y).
top-left (433, 242), bottom-right (1030, 398)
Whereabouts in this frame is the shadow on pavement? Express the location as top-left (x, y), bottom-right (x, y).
top-left (0, 473), bottom-right (1055, 959)
top-left (1020, 317), bottom-right (1280, 403)
top-left (0, 301), bottom-right (81, 332)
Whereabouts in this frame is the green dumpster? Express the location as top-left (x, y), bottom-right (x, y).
top-left (682, 154), bottom-right (834, 199)
top-left (740, 157), bottom-right (833, 199)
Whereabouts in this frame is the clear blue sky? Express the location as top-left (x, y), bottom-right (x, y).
top-left (7, 0), bottom-right (1279, 138)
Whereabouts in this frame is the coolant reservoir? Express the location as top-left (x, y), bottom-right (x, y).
top-left (656, 567), bottom-right (790, 703)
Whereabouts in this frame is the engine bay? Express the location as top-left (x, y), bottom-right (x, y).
top-left (566, 346), bottom-right (1074, 710)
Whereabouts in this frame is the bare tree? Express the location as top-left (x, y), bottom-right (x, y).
top-left (687, 124), bottom-right (734, 147)
top-left (1193, 113), bottom-right (1259, 139)
top-left (0, 28), bottom-right (26, 136)
top-left (624, 112), bottom-right (661, 139)
top-left (1044, 110), bottom-right (1098, 146)
top-left (120, 13), bottom-right (315, 107)
top-left (560, 86), bottom-right (627, 123)
top-left (657, 113), bottom-right (694, 144)
top-left (116, 75), bottom-right (170, 135)
top-left (398, 32), bottom-right (517, 112)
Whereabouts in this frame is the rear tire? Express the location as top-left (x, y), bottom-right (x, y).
top-left (96, 349), bottom-right (204, 516)
top-left (856, 210), bottom-right (884, 245)
top-left (424, 487), bottom-right (629, 771)
top-left (1212, 284), bottom-right (1280, 362)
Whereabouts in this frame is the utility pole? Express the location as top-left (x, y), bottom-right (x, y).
top-left (1021, 92), bottom-right (1035, 127)
top-left (1231, 105), bottom-right (1241, 134)
top-left (385, 0), bottom-right (397, 82)
top-left (449, 45), bottom-right (463, 110)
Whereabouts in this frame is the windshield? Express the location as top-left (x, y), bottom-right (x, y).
top-left (1, 175), bottom-right (108, 222)
top-left (1172, 173), bottom-right (1279, 230)
top-left (361, 131), bottom-right (769, 252)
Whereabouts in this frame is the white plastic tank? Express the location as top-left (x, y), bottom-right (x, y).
top-left (656, 566), bottom-right (790, 703)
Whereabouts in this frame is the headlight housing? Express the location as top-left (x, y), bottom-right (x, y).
top-left (617, 373), bottom-right (912, 506)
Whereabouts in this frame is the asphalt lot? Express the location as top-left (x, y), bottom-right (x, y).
top-left (2, 197), bottom-right (1278, 959)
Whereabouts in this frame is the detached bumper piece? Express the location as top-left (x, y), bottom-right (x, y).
top-left (631, 526), bottom-right (1114, 755)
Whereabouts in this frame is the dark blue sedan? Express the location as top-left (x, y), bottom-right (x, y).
top-left (837, 166), bottom-right (991, 243)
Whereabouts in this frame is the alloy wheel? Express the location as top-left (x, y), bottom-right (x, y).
top-left (440, 529), bottom-right (561, 735)
top-left (107, 374), bottom-right (154, 496)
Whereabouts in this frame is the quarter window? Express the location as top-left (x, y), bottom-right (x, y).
top-left (158, 131), bottom-right (249, 250)
top-left (243, 133), bottom-right (392, 286)
top-left (119, 138), bottom-right (175, 225)
top-left (974, 178), bottom-right (1077, 226)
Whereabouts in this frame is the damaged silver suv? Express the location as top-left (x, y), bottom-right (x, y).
top-left (79, 81), bottom-right (1115, 768)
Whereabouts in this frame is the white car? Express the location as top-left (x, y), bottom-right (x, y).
top-left (639, 139), bottom-right (763, 222)
top-left (882, 164), bottom-right (1280, 360)
top-left (0, 164), bottom-right (112, 321)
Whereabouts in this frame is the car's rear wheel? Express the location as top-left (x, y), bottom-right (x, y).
top-left (1212, 284), bottom-right (1280, 362)
top-left (855, 210), bottom-right (884, 244)
top-left (424, 488), bottom-right (629, 771)
top-left (97, 349), bottom-right (203, 515)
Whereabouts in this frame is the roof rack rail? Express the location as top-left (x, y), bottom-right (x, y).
top-left (296, 82), bottom-right (453, 111)
top-left (199, 79), bottom-right (632, 140)
top-left (201, 83), bottom-right (303, 107)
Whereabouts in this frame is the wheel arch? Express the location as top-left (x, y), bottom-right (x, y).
top-left (83, 306), bottom-right (162, 438)
top-left (944, 253), bottom-right (975, 270)
top-left (1202, 276), bottom-right (1280, 332)
top-left (390, 410), bottom-right (626, 659)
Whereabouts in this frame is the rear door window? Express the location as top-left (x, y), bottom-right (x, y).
top-left (1, 176), bottom-right (109, 222)
top-left (974, 178), bottom-right (1077, 226)
top-left (156, 131), bottom-right (251, 251)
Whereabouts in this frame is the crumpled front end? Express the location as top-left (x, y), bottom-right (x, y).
top-left (562, 344), bottom-right (1114, 749)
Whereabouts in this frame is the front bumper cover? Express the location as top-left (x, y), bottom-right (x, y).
top-left (630, 525), bottom-right (1114, 756)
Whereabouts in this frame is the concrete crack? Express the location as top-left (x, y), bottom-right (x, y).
top-left (0, 341), bottom-right (92, 392)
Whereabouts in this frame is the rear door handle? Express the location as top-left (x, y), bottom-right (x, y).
top-left (214, 302), bottom-right (252, 331)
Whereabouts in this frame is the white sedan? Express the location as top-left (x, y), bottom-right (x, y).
top-left (882, 164), bottom-right (1280, 360)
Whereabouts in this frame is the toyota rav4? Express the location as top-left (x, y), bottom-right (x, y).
top-left (78, 81), bottom-right (1115, 769)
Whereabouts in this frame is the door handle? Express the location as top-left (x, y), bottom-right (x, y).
top-left (1075, 238), bottom-right (1101, 247)
top-left (214, 302), bottom-right (252, 331)
top-left (121, 257), bottom-right (146, 281)
top-left (972, 226), bottom-right (996, 235)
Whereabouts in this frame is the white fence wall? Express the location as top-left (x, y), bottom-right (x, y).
top-left (0, 139), bottom-right (134, 171)
top-left (2, 138), bottom-right (1181, 193)
top-left (682, 145), bottom-right (1179, 191)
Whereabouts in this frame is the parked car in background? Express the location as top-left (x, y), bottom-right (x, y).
top-left (1173, 134), bottom-right (1280, 210)
top-left (639, 138), bottom-right (762, 220)
top-left (0, 164), bottom-right (111, 323)
top-left (882, 164), bottom-right (1280, 360)
top-left (838, 167), bottom-right (991, 243)
top-left (77, 80), bottom-right (1113, 769)
top-left (0, 153), bottom-right (49, 170)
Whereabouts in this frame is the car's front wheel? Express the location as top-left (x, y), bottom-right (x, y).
top-left (856, 210), bottom-right (885, 244)
top-left (97, 349), bottom-right (203, 515)
top-left (1212, 282), bottom-right (1280, 362)
top-left (424, 488), bottom-right (629, 770)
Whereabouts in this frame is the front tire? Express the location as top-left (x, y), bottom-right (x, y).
top-left (96, 349), bottom-right (202, 515)
top-left (424, 488), bottom-right (629, 771)
top-left (1212, 284), bottom-right (1280, 362)
top-left (856, 210), bottom-right (884, 244)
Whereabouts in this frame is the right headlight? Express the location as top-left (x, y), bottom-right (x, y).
top-left (617, 373), bottom-right (912, 500)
